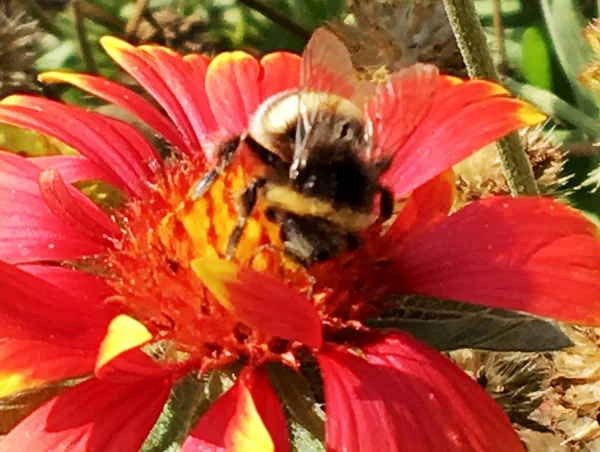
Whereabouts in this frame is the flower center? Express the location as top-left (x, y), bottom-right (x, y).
top-left (104, 155), bottom-right (313, 367)
top-left (103, 153), bottom-right (395, 367)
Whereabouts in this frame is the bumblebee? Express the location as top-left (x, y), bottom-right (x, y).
top-left (192, 28), bottom-right (395, 266)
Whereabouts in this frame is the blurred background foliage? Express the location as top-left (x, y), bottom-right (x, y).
top-left (6, 0), bottom-right (600, 224)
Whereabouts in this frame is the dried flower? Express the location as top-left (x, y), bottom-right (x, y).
top-left (332, 0), bottom-right (465, 77)
top-left (0, 5), bottom-right (43, 97)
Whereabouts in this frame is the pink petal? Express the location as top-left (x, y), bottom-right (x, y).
top-left (259, 52), bottom-right (302, 101)
top-left (317, 332), bottom-right (523, 451)
top-left (38, 169), bottom-right (121, 242)
top-left (141, 46), bottom-right (218, 151)
top-left (0, 375), bottom-right (172, 452)
top-left (391, 196), bottom-right (600, 325)
top-left (31, 155), bottom-right (118, 185)
top-left (0, 152), bottom-right (107, 263)
top-left (39, 71), bottom-right (193, 155)
top-left (205, 51), bottom-right (261, 135)
top-left (184, 367), bottom-right (289, 452)
top-left (0, 95), bottom-right (160, 197)
top-left (101, 37), bottom-right (216, 152)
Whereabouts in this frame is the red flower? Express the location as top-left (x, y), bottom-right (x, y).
top-left (0, 29), bottom-right (598, 451)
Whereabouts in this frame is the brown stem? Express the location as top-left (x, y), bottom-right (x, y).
top-left (237, 0), bottom-right (311, 40)
top-left (492, 0), bottom-right (507, 70)
top-left (79, 0), bottom-right (125, 31)
top-left (72, 0), bottom-right (98, 75)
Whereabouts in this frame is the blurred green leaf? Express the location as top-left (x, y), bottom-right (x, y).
top-left (520, 26), bottom-right (553, 90)
top-left (540, 0), bottom-right (598, 116)
top-left (504, 77), bottom-right (600, 139)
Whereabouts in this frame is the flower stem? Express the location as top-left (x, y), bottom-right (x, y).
top-left (72, 0), bottom-right (98, 75)
top-left (442, 0), bottom-right (540, 195)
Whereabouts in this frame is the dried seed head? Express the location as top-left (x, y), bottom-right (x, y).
top-left (451, 349), bottom-right (552, 431)
top-left (453, 125), bottom-right (565, 207)
top-left (0, 6), bottom-right (44, 98)
top-left (580, 19), bottom-right (600, 94)
top-left (132, 8), bottom-right (228, 54)
top-left (331, 0), bottom-right (465, 77)
top-left (527, 326), bottom-right (600, 448)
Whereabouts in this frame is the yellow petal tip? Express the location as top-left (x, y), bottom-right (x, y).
top-left (191, 258), bottom-right (239, 311)
top-left (517, 103), bottom-right (547, 126)
top-left (38, 71), bottom-right (76, 84)
top-left (96, 315), bottom-right (152, 372)
top-left (0, 372), bottom-right (47, 399)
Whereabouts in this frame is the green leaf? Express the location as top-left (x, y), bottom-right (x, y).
top-left (266, 364), bottom-right (325, 443)
top-left (540, 0), bottom-right (598, 116)
top-left (141, 371), bottom-right (235, 452)
top-left (290, 420), bottom-right (326, 452)
top-left (520, 26), bottom-right (553, 90)
top-left (367, 295), bottom-right (573, 352)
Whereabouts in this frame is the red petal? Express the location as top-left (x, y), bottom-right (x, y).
top-left (317, 332), bottom-right (523, 451)
top-left (139, 46), bottom-right (218, 152)
top-left (205, 51), bottom-right (261, 134)
top-left (0, 152), bottom-right (107, 263)
top-left (191, 258), bottom-right (323, 349)
top-left (38, 169), bottom-right (121, 242)
top-left (0, 260), bottom-right (112, 341)
top-left (259, 52), bottom-right (301, 101)
top-left (183, 367), bottom-right (289, 452)
top-left (391, 196), bottom-right (600, 325)
top-left (381, 79), bottom-right (545, 198)
top-left (18, 265), bottom-right (114, 308)
top-left (0, 375), bottom-right (172, 452)
top-left (101, 37), bottom-right (217, 152)
top-left (39, 71), bottom-right (193, 155)
top-left (0, 96), bottom-right (160, 197)
top-left (387, 169), bottom-right (455, 239)
top-left (0, 339), bottom-right (96, 398)
top-left (95, 347), bottom-right (174, 382)
top-left (365, 64), bottom-right (439, 163)
top-left (31, 155), bottom-right (117, 185)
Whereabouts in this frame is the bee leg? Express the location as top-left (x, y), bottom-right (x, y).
top-left (378, 186), bottom-right (394, 220)
top-left (191, 135), bottom-right (242, 200)
top-left (226, 177), bottom-right (267, 259)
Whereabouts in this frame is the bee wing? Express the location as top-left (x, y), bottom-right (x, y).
top-left (364, 64), bottom-right (440, 164)
top-left (300, 27), bottom-right (358, 99)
